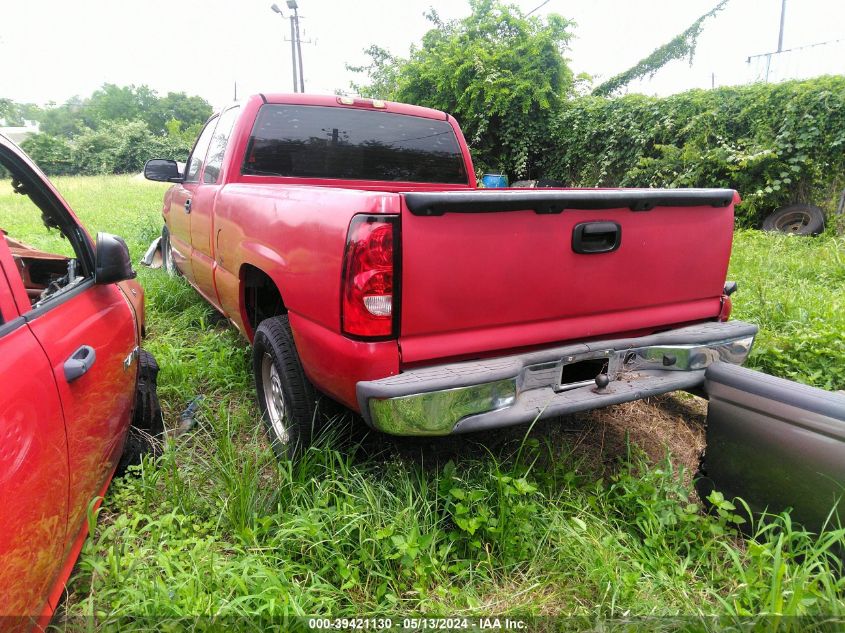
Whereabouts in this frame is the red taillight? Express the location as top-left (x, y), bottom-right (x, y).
top-left (342, 215), bottom-right (398, 338)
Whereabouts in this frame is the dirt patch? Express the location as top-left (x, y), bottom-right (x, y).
top-left (540, 392), bottom-right (707, 484)
top-left (359, 392), bottom-right (708, 480)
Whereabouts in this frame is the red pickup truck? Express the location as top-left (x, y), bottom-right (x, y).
top-left (145, 93), bottom-right (757, 456)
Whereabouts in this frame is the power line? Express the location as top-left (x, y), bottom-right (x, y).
top-left (746, 36), bottom-right (845, 63)
top-left (526, 0), bottom-right (551, 17)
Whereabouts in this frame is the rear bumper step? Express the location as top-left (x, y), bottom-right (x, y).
top-left (357, 320), bottom-right (758, 436)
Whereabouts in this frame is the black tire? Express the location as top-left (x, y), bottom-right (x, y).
top-left (761, 203), bottom-right (826, 236)
top-left (161, 225), bottom-right (181, 276)
top-left (253, 315), bottom-right (319, 458)
top-left (133, 350), bottom-right (164, 436)
top-left (118, 349), bottom-right (164, 475)
top-left (116, 427), bottom-right (156, 476)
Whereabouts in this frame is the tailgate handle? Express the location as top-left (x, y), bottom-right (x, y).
top-left (572, 221), bottom-right (621, 254)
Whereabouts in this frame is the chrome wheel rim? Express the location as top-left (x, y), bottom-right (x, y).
top-left (261, 353), bottom-right (288, 444)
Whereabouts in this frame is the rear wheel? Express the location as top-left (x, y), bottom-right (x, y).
top-left (161, 226), bottom-right (181, 276)
top-left (253, 315), bottom-right (319, 458)
top-left (762, 203), bottom-right (826, 236)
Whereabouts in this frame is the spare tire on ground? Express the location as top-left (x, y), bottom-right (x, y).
top-left (761, 203), bottom-right (826, 236)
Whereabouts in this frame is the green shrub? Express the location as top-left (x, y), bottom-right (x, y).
top-left (542, 77), bottom-right (845, 226)
top-left (21, 121), bottom-right (190, 176)
top-left (19, 133), bottom-right (75, 176)
top-left (9, 83), bottom-right (207, 176)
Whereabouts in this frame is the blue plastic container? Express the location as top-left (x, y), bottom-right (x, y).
top-left (481, 173), bottom-right (508, 188)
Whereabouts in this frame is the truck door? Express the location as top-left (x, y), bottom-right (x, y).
top-left (0, 143), bottom-right (138, 549)
top-left (190, 106), bottom-right (240, 309)
top-left (26, 284), bottom-right (137, 533)
top-left (168, 115), bottom-right (219, 282)
top-left (0, 233), bottom-right (70, 618)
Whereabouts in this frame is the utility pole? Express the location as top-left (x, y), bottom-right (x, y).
top-left (768, 0), bottom-right (786, 81)
top-left (289, 12), bottom-right (299, 92)
top-left (288, 0), bottom-right (305, 93)
top-left (746, 0), bottom-right (788, 83)
top-left (271, 3), bottom-right (298, 92)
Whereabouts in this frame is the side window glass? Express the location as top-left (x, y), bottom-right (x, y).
top-left (203, 107), bottom-right (240, 184)
top-left (0, 150), bottom-right (93, 314)
top-left (184, 116), bottom-right (218, 183)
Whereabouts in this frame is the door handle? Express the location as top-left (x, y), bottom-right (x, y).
top-left (185, 199), bottom-right (192, 214)
top-left (64, 345), bottom-right (96, 382)
top-left (572, 221), bottom-right (622, 254)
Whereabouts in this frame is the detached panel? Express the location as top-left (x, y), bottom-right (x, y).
top-left (699, 362), bottom-right (845, 533)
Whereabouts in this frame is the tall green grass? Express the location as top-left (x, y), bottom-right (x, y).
top-left (729, 230), bottom-right (845, 391)
top-left (2, 176), bottom-right (842, 625)
top-left (68, 433), bottom-right (845, 626)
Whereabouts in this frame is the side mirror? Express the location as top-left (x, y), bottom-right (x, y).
top-left (95, 232), bottom-right (136, 284)
top-left (144, 159), bottom-right (183, 183)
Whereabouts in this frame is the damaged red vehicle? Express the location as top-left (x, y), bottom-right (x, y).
top-left (145, 94), bottom-right (756, 458)
top-left (0, 134), bottom-right (162, 626)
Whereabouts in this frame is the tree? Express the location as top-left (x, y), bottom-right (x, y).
top-left (0, 99), bottom-right (41, 126)
top-left (87, 84), bottom-right (153, 124)
top-left (11, 84), bottom-right (211, 174)
top-left (345, 45), bottom-right (400, 99)
top-left (38, 97), bottom-right (88, 137)
top-left (348, 0), bottom-right (574, 177)
top-left (145, 92), bottom-right (213, 135)
top-left (34, 84), bottom-right (212, 138)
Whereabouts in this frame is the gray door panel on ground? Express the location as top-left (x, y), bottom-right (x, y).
top-left (698, 362), bottom-right (845, 533)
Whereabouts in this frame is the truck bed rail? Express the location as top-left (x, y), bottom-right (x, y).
top-left (403, 188), bottom-right (737, 216)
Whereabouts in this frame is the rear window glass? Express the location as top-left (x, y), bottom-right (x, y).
top-left (242, 104), bottom-right (468, 184)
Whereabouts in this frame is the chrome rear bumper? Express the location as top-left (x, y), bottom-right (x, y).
top-left (357, 321), bottom-right (758, 436)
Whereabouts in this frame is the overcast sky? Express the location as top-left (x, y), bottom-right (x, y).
top-left (2, 0), bottom-right (843, 110)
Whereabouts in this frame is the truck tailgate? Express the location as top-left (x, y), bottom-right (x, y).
top-left (399, 189), bottom-right (736, 364)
